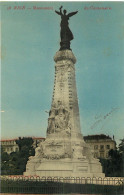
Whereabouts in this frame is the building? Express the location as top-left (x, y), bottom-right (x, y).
top-left (1, 137), bottom-right (45, 154)
top-left (84, 134), bottom-right (116, 159)
top-left (1, 139), bottom-right (19, 154)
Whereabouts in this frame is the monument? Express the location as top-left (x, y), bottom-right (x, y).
top-left (24, 6), bottom-right (105, 178)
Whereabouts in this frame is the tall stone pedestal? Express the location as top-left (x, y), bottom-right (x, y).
top-left (24, 50), bottom-right (105, 178)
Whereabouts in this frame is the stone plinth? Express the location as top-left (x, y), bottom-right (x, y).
top-left (24, 50), bottom-right (105, 178)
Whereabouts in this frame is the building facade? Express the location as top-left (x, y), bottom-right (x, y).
top-left (1, 137), bottom-right (45, 154)
top-left (1, 139), bottom-right (19, 154)
top-left (84, 134), bottom-right (116, 159)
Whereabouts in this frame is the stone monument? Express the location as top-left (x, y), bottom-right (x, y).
top-left (24, 6), bottom-right (105, 178)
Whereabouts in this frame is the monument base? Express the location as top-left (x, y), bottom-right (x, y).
top-left (24, 134), bottom-right (105, 178)
top-left (24, 158), bottom-right (105, 178)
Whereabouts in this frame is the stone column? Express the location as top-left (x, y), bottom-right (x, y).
top-left (52, 50), bottom-right (82, 138)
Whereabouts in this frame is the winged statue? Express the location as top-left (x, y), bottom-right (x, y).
top-left (55, 6), bottom-right (78, 50)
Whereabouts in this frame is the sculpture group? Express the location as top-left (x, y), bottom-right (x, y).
top-left (47, 101), bottom-right (71, 136)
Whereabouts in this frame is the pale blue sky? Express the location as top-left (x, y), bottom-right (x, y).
top-left (1, 2), bottom-right (124, 144)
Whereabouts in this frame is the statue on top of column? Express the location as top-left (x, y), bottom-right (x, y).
top-left (55, 6), bottom-right (78, 50)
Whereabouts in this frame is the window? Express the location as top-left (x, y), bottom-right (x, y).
top-left (94, 152), bottom-right (98, 158)
top-left (106, 145), bottom-right (110, 149)
top-left (100, 152), bottom-right (104, 158)
top-left (100, 145), bottom-right (104, 150)
top-left (94, 145), bottom-right (98, 150)
top-left (106, 153), bottom-right (109, 158)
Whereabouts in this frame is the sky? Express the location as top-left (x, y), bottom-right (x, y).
top-left (0, 2), bottom-right (124, 145)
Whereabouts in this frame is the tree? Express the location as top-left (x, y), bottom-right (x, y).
top-left (100, 140), bottom-right (124, 177)
top-left (118, 139), bottom-right (124, 176)
top-left (15, 137), bottom-right (35, 174)
top-left (108, 149), bottom-right (122, 176)
top-left (1, 146), bottom-right (11, 175)
top-left (118, 139), bottom-right (124, 155)
top-left (1, 137), bottom-right (35, 175)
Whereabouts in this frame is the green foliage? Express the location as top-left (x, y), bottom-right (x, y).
top-left (118, 139), bottom-right (124, 153)
top-left (118, 138), bottom-right (124, 176)
top-left (16, 137), bottom-right (34, 152)
top-left (100, 139), bottom-right (124, 177)
top-left (1, 148), bottom-right (11, 175)
top-left (1, 137), bottom-right (35, 175)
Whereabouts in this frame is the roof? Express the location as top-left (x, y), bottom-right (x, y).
top-left (1, 137), bottom-right (45, 142)
top-left (1, 138), bottom-right (17, 142)
top-left (32, 137), bottom-right (45, 140)
top-left (83, 134), bottom-right (113, 141)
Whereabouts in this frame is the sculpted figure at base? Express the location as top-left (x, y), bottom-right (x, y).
top-left (35, 143), bottom-right (44, 159)
top-left (73, 144), bottom-right (86, 160)
top-left (47, 101), bottom-right (71, 136)
top-left (25, 143), bottom-right (43, 174)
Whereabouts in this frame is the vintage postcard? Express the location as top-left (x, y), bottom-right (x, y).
top-left (0, 1), bottom-right (124, 194)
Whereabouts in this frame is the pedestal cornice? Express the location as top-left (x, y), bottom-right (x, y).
top-left (54, 50), bottom-right (76, 64)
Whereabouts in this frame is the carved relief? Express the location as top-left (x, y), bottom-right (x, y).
top-left (47, 101), bottom-right (71, 136)
top-left (43, 141), bottom-right (72, 160)
top-left (83, 144), bottom-right (96, 161)
top-left (35, 143), bottom-right (44, 159)
top-left (42, 140), bottom-right (63, 159)
top-left (72, 144), bottom-right (86, 160)
top-left (25, 143), bottom-right (43, 173)
top-left (26, 159), bottom-right (35, 173)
